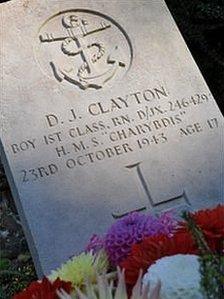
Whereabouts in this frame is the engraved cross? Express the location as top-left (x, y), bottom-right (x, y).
top-left (112, 161), bottom-right (191, 218)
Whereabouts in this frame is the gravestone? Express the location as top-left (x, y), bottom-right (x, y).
top-left (0, 0), bottom-right (223, 276)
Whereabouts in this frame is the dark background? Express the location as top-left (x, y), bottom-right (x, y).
top-left (166, 0), bottom-right (224, 114)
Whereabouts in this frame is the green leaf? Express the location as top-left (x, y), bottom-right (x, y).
top-left (0, 258), bottom-right (11, 271)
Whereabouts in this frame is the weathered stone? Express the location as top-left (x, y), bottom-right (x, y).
top-left (0, 0), bottom-right (223, 276)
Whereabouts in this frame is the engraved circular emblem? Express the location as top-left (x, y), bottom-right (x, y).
top-left (36, 10), bottom-right (133, 90)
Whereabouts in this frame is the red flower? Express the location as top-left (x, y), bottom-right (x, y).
top-left (120, 205), bottom-right (224, 286)
top-left (180, 204), bottom-right (224, 252)
top-left (13, 277), bottom-right (72, 299)
top-left (193, 204), bottom-right (224, 231)
top-left (120, 230), bottom-right (198, 285)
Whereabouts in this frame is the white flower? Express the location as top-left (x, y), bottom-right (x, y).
top-left (143, 254), bottom-right (203, 299)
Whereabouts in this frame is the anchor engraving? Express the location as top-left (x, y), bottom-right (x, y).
top-left (39, 14), bottom-right (126, 89)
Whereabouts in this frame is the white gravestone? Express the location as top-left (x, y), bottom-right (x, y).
top-left (0, 0), bottom-right (223, 276)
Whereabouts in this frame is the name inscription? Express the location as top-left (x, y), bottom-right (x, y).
top-left (9, 85), bottom-right (219, 216)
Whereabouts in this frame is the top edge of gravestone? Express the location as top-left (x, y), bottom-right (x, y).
top-left (0, 0), bottom-right (172, 24)
top-left (0, 0), bottom-right (168, 7)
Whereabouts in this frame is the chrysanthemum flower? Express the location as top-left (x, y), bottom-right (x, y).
top-left (180, 204), bottom-right (224, 253)
top-left (85, 234), bottom-right (105, 254)
top-left (104, 211), bottom-right (177, 265)
top-left (57, 268), bottom-right (161, 299)
top-left (13, 277), bottom-right (72, 299)
top-left (49, 251), bottom-right (108, 288)
top-left (143, 254), bottom-right (203, 299)
top-left (120, 230), bottom-right (197, 286)
top-left (120, 204), bottom-right (224, 286)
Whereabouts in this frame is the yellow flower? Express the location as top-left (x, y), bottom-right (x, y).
top-left (49, 251), bottom-right (108, 288)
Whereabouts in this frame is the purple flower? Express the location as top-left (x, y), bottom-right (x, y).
top-left (157, 210), bottom-right (178, 237)
top-left (85, 234), bottom-right (105, 254)
top-left (105, 211), bottom-right (177, 265)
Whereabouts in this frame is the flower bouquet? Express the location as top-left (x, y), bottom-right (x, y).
top-left (13, 205), bottom-right (224, 299)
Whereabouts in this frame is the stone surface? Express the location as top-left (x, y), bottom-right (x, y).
top-left (0, 0), bottom-right (223, 276)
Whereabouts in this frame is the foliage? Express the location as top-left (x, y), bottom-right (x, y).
top-left (0, 256), bottom-right (36, 299)
top-left (200, 254), bottom-right (224, 299)
top-left (182, 211), bottom-right (224, 298)
top-left (0, 168), bottom-right (37, 299)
